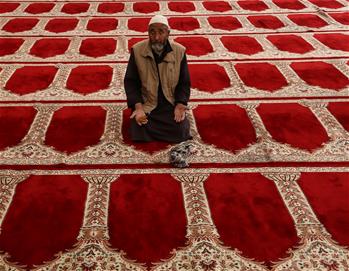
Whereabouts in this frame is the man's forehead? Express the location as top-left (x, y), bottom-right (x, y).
top-left (149, 23), bottom-right (168, 31)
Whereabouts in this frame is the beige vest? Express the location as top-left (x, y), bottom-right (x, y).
top-left (132, 39), bottom-right (185, 113)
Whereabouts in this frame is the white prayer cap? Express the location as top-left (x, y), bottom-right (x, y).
top-left (149, 15), bottom-right (169, 28)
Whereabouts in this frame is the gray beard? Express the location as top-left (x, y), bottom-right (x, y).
top-left (151, 42), bottom-right (165, 55)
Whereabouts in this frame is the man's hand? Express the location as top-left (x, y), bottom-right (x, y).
top-left (130, 103), bottom-right (148, 126)
top-left (174, 103), bottom-right (187, 123)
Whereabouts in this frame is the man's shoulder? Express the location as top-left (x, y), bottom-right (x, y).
top-left (169, 41), bottom-right (186, 53)
top-left (132, 39), bottom-right (148, 51)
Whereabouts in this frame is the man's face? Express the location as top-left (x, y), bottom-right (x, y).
top-left (148, 23), bottom-right (169, 53)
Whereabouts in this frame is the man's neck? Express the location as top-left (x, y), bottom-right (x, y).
top-left (151, 40), bottom-right (172, 63)
top-left (153, 49), bottom-right (163, 56)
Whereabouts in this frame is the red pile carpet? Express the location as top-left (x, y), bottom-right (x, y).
top-left (0, 0), bottom-right (348, 270)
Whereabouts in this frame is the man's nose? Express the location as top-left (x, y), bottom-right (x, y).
top-left (154, 33), bottom-right (161, 41)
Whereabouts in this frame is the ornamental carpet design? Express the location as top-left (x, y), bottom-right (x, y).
top-left (0, 0), bottom-right (348, 270)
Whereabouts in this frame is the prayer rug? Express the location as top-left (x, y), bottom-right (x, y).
top-left (0, 0), bottom-right (348, 270)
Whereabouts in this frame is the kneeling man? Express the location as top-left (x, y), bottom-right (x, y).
top-left (124, 15), bottom-right (191, 143)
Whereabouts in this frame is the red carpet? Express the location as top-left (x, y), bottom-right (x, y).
top-left (0, 0), bottom-right (348, 270)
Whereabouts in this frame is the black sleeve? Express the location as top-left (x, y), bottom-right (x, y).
top-left (124, 49), bottom-right (143, 109)
top-left (174, 53), bottom-right (191, 106)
